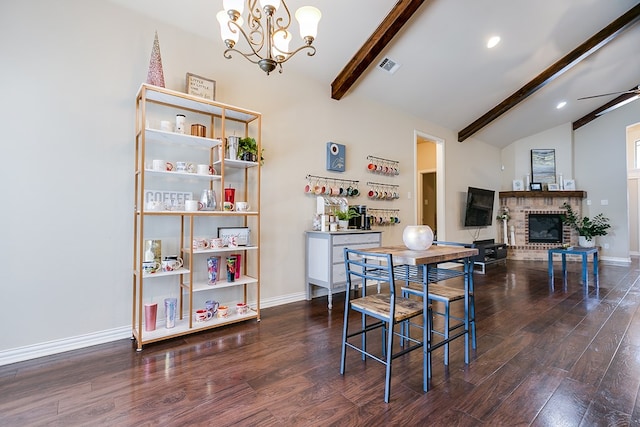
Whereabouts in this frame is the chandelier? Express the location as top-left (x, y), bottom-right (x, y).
top-left (217, 0), bottom-right (321, 75)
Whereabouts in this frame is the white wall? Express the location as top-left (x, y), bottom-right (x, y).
top-left (0, 0), bottom-right (500, 361)
top-left (500, 122), bottom-right (573, 191)
top-left (574, 102), bottom-right (640, 262)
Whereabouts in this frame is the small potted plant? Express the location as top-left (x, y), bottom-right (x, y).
top-left (238, 137), bottom-right (264, 164)
top-left (335, 208), bottom-right (360, 230)
top-left (560, 202), bottom-right (611, 247)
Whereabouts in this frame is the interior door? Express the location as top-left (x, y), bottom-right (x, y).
top-left (421, 171), bottom-right (437, 233)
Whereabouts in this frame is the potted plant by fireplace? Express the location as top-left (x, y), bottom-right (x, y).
top-left (560, 202), bottom-right (611, 247)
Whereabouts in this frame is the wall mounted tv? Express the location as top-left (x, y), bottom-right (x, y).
top-left (464, 187), bottom-right (495, 227)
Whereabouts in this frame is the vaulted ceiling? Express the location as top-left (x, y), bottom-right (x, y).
top-left (110, 0), bottom-right (640, 148)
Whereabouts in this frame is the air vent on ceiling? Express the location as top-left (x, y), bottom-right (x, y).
top-left (378, 57), bottom-right (401, 74)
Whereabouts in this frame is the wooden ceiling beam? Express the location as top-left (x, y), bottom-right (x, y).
top-left (458, 3), bottom-right (640, 142)
top-left (330, 0), bottom-right (425, 100)
top-left (573, 89), bottom-right (640, 130)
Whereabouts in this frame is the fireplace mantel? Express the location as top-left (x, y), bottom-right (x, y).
top-left (499, 190), bottom-right (586, 198)
top-left (498, 190), bottom-right (586, 260)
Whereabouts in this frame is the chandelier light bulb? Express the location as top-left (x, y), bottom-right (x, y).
top-left (217, 10), bottom-right (241, 47)
top-left (223, 0), bottom-right (244, 15)
top-left (260, 0), bottom-right (281, 11)
top-left (295, 6), bottom-right (321, 41)
top-left (272, 30), bottom-right (292, 59)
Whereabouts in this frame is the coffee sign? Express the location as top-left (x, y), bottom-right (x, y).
top-left (144, 189), bottom-right (192, 205)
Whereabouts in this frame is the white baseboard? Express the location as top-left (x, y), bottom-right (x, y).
top-left (0, 292), bottom-right (309, 367)
top-left (600, 255), bottom-right (632, 266)
top-left (0, 326), bottom-right (132, 367)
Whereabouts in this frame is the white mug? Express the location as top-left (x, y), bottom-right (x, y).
top-left (161, 257), bottom-right (183, 272)
top-left (146, 200), bottom-right (164, 211)
top-left (197, 164), bottom-right (212, 175)
top-left (185, 200), bottom-right (201, 211)
top-left (235, 202), bottom-right (249, 212)
top-left (152, 159), bottom-right (165, 171)
top-left (194, 309), bottom-right (212, 322)
top-left (160, 120), bottom-right (172, 132)
top-left (142, 260), bottom-right (160, 274)
top-left (192, 238), bottom-right (209, 250)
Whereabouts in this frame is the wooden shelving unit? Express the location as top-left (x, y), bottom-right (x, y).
top-left (132, 84), bottom-right (261, 350)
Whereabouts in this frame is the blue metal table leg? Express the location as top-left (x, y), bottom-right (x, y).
top-left (422, 264), bottom-right (430, 391)
top-left (463, 258), bottom-right (470, 365)
top-left (593, 250), bottom-right (599, 288)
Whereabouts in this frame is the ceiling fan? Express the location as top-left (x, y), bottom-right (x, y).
top-left (578, 85), bottom-right (640, 116)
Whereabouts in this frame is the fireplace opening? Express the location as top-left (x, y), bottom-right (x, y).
top-left (528, 213), bottom-right (563, 244)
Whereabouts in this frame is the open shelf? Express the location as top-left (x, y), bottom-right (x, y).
top-left (135, 308), bottom-right (259, 344)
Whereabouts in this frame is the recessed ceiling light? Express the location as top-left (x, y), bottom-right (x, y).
top-left (556, 101), bottom-right (567, 109)
top-left (487, 36), bottom-right (501, 49)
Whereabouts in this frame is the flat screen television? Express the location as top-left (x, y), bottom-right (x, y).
top-left (464, 187), bottom-right (495, 227)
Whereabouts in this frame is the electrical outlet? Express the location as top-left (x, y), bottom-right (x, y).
top-left (587, 199), bottom-right (592, 205)
top-left (604, 243), bottom-right (610, 249)
top-left (601, 199), bottom-right (608, 205)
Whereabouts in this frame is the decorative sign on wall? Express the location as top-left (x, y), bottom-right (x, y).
top-left (326, 142), bottom-right (345, 172)
top-left (186, 73), bottom-right (216, 100)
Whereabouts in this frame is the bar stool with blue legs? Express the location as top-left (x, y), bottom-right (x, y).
top-left (340, 248), bottom-right (426, 403)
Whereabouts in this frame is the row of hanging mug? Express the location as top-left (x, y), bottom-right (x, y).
top-left (366, 156), bottom-right (400, 176)
top-left (304, 177), bottom-right (360, 197)
top-left (368, 210), bottom-right (401, 225)
top-left (367, 184), bottom-right (400, 200)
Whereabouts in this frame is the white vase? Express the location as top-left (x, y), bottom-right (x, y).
top-left (578, 236), bottom-right (595, 247)
top-left (402, 225), bottom-right (434, 250)
top-left (338, 220), bottom-right (349, 230)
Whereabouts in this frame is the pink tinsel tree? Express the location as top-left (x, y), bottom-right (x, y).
top-left (146, 31), bottom-right (165, 87)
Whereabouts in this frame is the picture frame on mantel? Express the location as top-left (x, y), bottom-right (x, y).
top-left (186, 73), bottom-right (216, 101)
top-left (512, 179), bottom-right (524, 191)
top-left (564, 179), bottom-right (576, 190)
top-left (530, 182), bottom-right (542, 191)
top-left (531, 149), bottom-right (556, 184)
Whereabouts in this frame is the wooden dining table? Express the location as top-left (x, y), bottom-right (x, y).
top-left (364, 244), bottom-right (479, 392)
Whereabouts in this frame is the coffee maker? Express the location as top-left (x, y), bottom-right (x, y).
top-left (349, 205), bottom-right (369, 229)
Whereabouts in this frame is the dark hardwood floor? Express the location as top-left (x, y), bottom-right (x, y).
top-left (2, 258), bottom-right (640, 426)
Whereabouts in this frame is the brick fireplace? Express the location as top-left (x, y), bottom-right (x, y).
top-left (498, 191), bottom-right (587, 261)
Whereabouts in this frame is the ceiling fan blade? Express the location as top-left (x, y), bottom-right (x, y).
top-left (578, 90), bottom-right (637, 100)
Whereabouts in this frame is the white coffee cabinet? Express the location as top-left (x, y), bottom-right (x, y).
top-left (305, 230), bottom-right (382, 309)
top-left (132, 84), bottom-right (261, 350)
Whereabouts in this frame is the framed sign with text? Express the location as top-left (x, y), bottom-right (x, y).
top-left (186, 73), bottom-right (216, 101)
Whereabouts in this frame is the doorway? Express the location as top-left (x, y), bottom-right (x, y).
top-left (415, 132), bottom-right (444, 240)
